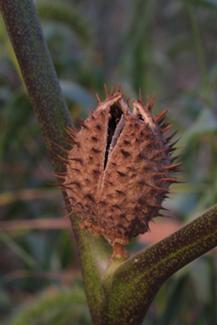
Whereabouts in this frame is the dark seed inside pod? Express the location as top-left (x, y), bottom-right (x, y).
top-left (104, 104), bottom-right (124, 169)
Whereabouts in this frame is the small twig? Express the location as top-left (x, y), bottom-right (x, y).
top-left (0, 189), bottom-right (61, 206)
top-left (3, 269), bottom-right (80, 284)
top-left (0, 217), bottom-right (69, 232)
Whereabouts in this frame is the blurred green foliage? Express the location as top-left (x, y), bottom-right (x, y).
top-left (9, 285), bottom-right (90, 325)
top-left (0, 0), bottom-right (216, 324)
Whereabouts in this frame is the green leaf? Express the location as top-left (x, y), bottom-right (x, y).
top-left (190, 258), bottom-right (210, 304)
top-left (9, 285), bottom-right (90, 325)
top-left (160, 274), bottom-right (189, 325)
top-left (36, 0), bottom-right (91, 45)
top-left (60, 80), bottom-right (95, 118)
top-left (187, 0), bottom-right (217, 9)
top-left (180, 108), bottom-right (217, 146)
top-left (0, 232), bottom-right (37, 268)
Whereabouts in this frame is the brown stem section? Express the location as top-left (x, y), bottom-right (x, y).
top-left (112, 243), bottom-right (128, 259)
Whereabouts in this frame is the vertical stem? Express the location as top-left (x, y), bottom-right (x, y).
top-left (0, 1), bottom-right (109, 323)
top-left (0, 0), bottom-right (71, 166)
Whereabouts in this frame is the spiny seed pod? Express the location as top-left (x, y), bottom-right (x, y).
top-left (56, 91), bottom-right (181, 257)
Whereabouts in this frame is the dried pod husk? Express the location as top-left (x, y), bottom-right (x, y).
top-left (57, 91), bottom-right (181, 257)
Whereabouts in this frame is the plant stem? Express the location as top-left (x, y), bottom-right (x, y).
top-left (103, 204), bottom-right (217, 325)
top-left (0, 1), bottom-right (109, 322)
top-left (0, 0), bottom-right (70, 165)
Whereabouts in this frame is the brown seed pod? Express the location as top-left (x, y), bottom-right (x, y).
top-left (57, 91), bottom-right (181, 257)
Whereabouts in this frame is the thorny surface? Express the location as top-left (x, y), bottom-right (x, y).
top-left (58, 92), bottom-right (181, 256)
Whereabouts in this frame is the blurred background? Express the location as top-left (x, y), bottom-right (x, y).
top-left (0, 0), bottom-right (217, 324)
